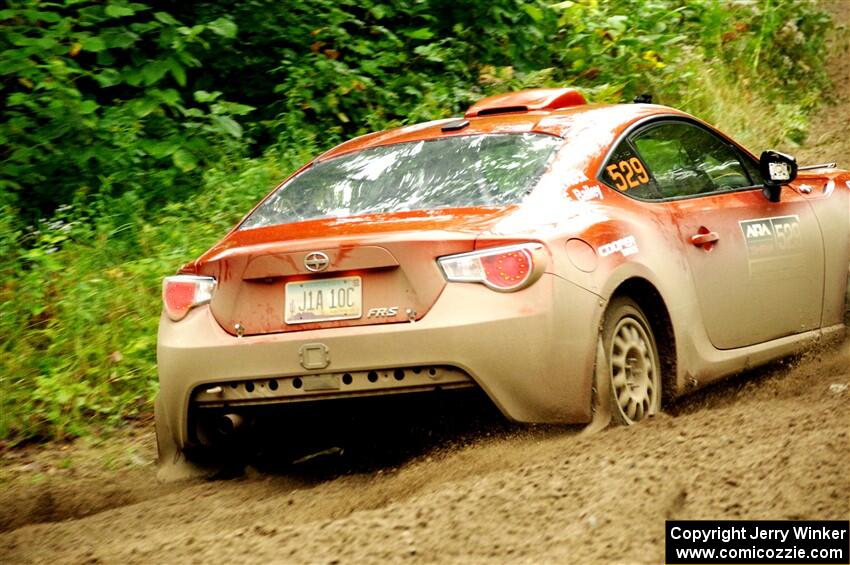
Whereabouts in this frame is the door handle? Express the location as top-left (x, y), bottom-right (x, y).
top-left (690, 231), bottom-right (719, 247)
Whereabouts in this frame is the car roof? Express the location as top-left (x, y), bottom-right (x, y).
top-left (317, 89), bottom-right (690, 162)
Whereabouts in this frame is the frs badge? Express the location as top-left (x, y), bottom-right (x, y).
top-left (367, 307), bottom-right (399, 318)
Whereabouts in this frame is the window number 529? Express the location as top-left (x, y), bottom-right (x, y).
top-left (606, 158), bottom-right (649, 191)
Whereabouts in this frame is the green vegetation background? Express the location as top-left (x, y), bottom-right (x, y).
top-left (0, 0), bottom-right (833, 442)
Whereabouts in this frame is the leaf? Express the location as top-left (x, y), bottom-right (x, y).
top-left (130, 96), bottom-right (160, 117)
top-left (35, 37), bottom-right (59, 50)
top-left (168, 59), bottom-right (186, 87)
top-left (78, 100), bottom-right (99, 115)
top-left (56, 387), bottom-right (72, 406)
top-left (151, 88), bottom-right (180, 106)
top-left (193, 90), bottom-right (220, 103)
top-left (22, 9), bottom-right (62, 23)
top-left (141, 61), bottom-right (169, 85)
top-left (369, 5), bottom-right (392, 19)
top-left (102, 30), bottom-right (138, 49)
top-left (605, 15), bottom-right (628, 36)
top-left (413, 44), bottom-right (444, 62)
top-left (223, 102), bottom-right (255, 116)
top-left (105, 5), bottom-right (135, 18)
top-left (207, 17), bottom-right (237, 39)
top-left (211, 115), bottom-right (243, 138)
top-left (83, 37), bottom-right (107, 52)
top-left (154, 11), bottom-right (179, 25)
top-left (406, 28), bottom-right (434, 40)
top-left (93, 68), bottom-right (121, 87)
top-left (140, 139), bottom-right (176, 158)
top-left (172, 149), bottom-right (198, 172)
top-left (523, 3), bottom-right (545, 23)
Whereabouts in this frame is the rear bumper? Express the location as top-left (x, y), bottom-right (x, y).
top-left (156, 273), bottom-right (604, 449)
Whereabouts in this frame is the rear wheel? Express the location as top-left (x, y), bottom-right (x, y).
top-left (601, 297), bottom-right (661, 425)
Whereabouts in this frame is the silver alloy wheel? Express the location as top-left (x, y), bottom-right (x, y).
top-left (609, 316), bottom-right (659, 424)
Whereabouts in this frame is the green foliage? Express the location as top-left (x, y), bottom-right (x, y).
top-left (0, 150), bottom-right (305, 441)
top-left (0, 1), bottom-right (253, 218)
top-left (0, 0), bottom-right (833, 442)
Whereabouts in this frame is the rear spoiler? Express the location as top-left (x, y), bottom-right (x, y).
top-left (464, 88), bottom-right (586, 118)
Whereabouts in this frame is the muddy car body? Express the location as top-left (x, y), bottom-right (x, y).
top-left (156, 88), bottom-right (850, 466)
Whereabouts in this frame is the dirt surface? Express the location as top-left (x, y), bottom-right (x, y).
top-left (0, 341), bottom-right (848, 564)
top-left (2, 5), bottom-right (849, 565)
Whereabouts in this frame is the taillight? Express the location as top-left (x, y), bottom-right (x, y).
top-left (438, 243), bottom-right (546, 292)
top-left (162, 275), bottom-right (216, 321)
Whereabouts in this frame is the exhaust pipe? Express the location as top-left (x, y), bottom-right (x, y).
top-left (216, 413), bottom-right (245, 437)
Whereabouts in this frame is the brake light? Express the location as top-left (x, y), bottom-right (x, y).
top-left (162, 275), bottom-right (216, 321)
top-left (438, 243), bottom-right (546, 292)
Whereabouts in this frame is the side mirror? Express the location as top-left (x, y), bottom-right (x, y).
top-left (759, 150), bottom-right (798, 203)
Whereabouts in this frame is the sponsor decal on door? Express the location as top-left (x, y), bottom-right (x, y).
top-left (739, 215), bottom-right (802, 257)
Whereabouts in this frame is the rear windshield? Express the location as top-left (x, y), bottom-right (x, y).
top-left (240, 133), bottom-right (562, 230)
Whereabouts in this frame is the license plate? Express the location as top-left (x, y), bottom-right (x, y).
top-left (285, 276), bottom-right (361, 324)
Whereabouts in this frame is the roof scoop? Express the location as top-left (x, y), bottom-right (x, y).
top-left (464, 88), bottom-right (587, 118)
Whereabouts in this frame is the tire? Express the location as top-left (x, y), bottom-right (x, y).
top-left (601, 297), bottom-right (662, 425)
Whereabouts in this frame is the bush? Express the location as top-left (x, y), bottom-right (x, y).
top-left (0, 1), bottom-right (253, 218)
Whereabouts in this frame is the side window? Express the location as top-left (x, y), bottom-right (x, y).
top-left (740, 152), bottom-right (763, 185)
top-left (631, 122), bottom-right (753, 199)
top-left (600, 140), bottom-right (659, 199)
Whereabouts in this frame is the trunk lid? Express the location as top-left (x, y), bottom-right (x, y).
top-left (194, 207), bottom-right (514, 336)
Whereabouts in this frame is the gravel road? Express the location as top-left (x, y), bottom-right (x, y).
top-left (0, 340), bottom-right (847, 564)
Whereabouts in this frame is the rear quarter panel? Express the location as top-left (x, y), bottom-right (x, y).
top-left (482, 173), bottom-right (701, 396)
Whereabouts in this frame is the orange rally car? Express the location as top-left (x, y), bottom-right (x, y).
top-left (156, 88), bottom-right (850, 470)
